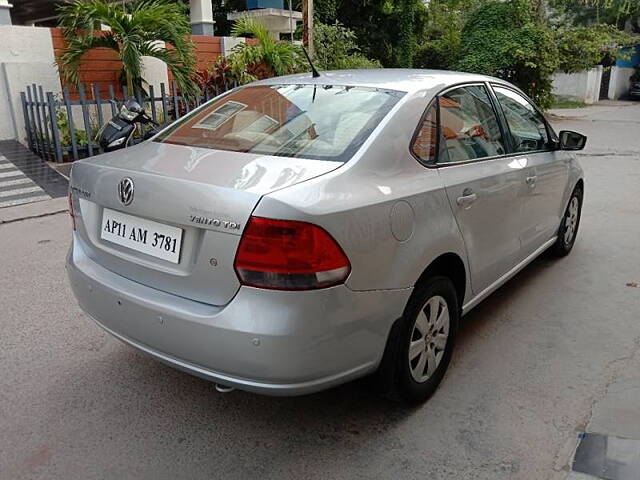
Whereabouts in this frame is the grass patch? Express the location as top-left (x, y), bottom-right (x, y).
top-left (551, 98), bottom-right (587, 109)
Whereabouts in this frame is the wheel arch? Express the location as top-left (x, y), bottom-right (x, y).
top-left (373, 252), bottom-right (467, 396)
top-left (562, 177), bottom-right (584, 214)
top-left (414, 252), bottom-right (467, 312)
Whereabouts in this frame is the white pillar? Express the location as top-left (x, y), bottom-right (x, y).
top-left (221, 37), bottom-right (246, 57)
top-left (0, 0), bottom-right (13, 26)
top-left (142, 41), bottom-right (169, 101)
top-left (190, 0), bottom-right (215, 36)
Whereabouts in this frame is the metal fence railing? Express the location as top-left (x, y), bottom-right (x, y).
top-left (21, 81), bottom-right (235, 163)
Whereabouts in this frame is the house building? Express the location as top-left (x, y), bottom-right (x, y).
top-left (3, 0), bottom-right (217, 35)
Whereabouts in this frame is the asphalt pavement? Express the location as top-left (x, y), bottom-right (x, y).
top-left (1, 101), bottom-right (639, 480)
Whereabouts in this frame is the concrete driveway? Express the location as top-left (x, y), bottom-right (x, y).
top-left (1, 102), bottom-right (639, 480)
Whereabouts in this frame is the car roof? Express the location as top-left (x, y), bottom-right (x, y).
top-left (253, 69), bottom-right (506, 93)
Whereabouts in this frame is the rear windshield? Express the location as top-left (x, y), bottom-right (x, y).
top-left (155, 84), bottom-right (404, 162)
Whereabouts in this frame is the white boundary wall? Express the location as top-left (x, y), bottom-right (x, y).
top-left (552, 66), bottom-right (603, 104)
top-left (0, 26), bottom-right (62, 142)
top-left (0, 27), bottom-right (174, 144)
top-left (607, 66), bottom-right (635, 100)
top-left (221, 36), bottom-right (246, 57)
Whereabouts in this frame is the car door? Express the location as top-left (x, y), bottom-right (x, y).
top-left (491, 85), bottom-right (570, 258)
top-left (412, 84), bottom-right (526, 294)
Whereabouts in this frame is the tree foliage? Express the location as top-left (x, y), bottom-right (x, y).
top-left (313, 0), bottom-right (428, 67)
top-left (414, 1), bottom-right (467, 70)
top-left (57, 0), bottom-right (198, 97)
top-left (556, 24), bottom-right (638, 73)
top-left (314, 0), bottom-right (340, 25)
top-left (550, 0), bottom-right (640, 32)
top-left (314, 0), bottom-right (640, 109)
top-left (415, 0), bottom-right (639, 108)
top-left (455, 0), bottom-right (559, 108)
top-left (313, 22), bottom-right (382, 70)
top-left (209, 0), bottom-right (247, 36)
top-left (396, 0), bottom-right (417, 67)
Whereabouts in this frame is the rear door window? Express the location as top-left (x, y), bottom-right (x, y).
top-left (437, 85), bottom-right (506, 164)
top-left (156, 84), bottom-right (405, 162)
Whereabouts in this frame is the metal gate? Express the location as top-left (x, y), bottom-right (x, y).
top-left (20, 80), bottom-right (235, 163)
top-left (599, 68), bottom-right (611, 100)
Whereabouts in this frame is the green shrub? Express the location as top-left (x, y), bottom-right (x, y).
top-left (556, 25), bottom-right (638, 73)
top-left (414, 3), bottom-right (463, 70)
top-left (314, 22), bottom-right (382, 70)
top-left (456, 0), bottom-right (559, 108)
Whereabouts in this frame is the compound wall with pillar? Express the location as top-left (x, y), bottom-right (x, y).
top-left (552, 66), bottom-right (603, 104)
top-left (0, 0), bottom-right (12, 25)
top-left (190, 0), bottom-right (215, 36)
top-left (0, 26), bottom-right (62, 142)
top-left (0, 24), bottom-right (251, 143)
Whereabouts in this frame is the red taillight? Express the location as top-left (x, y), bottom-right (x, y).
top-left (68, 192), bottom-right (76, 231)
top-left (234, 216), bottom-right (351, 290)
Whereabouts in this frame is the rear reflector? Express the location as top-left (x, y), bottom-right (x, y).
top-left (68, 192), bottom-right (76, 231)
top-left (234, 216), bottom-right (351, 290)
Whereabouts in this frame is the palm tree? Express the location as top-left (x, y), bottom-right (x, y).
top-left (230, 17), bottom-right (303, 80)
top-left (57, 0), bottom-right (198, 97)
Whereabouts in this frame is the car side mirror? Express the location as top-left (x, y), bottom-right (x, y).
top-left (559, 130), bottom-right (586, 151)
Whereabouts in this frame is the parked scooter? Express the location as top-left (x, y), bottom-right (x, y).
top-left (97, 99), bottom-right (159, 152)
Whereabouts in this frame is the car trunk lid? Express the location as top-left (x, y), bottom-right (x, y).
top-left (71, 141), bottom-right (341, 305)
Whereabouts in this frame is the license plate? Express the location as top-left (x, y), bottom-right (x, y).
top-left (101, 208), bottom-right (183, 264)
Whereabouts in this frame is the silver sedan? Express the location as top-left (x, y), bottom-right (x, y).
top-left (67, 69), bottom-right (585, 403)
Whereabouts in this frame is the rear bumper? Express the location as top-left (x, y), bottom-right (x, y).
top-left (67, 234), bottom-right (411, 396)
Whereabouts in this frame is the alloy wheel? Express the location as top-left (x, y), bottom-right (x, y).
top-left (564, 196), bottom-right (580, 246)
top-left (408, 295), bottom-right (450, 383)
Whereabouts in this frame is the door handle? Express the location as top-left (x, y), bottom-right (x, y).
top-left (456, 189), bottom-right (477, 208)
top-left (526, 175), bottom-right (537, 187)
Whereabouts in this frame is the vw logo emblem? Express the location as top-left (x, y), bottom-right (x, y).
top-left (118, 177), bottom-right (135, 206)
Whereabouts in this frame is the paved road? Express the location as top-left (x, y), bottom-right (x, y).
top-left (0, 140), bottom-right (68, 209)
top-left (1, 102), bottom-right (639, 480)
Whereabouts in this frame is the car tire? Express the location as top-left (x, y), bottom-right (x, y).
top-left (550, 185), bottom-right (583, 257)
top-left (376, 276), bottom-right (459, 404)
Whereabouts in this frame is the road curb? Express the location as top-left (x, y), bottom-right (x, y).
top-left (0, 197), bottom-right (68, 225)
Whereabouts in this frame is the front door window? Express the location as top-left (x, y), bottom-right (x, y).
top-left (493, 86), bottom-right (551, 153)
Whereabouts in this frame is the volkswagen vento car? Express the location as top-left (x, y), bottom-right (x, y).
top-left (67, 70), bottom-right (586, 403)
